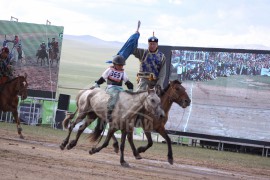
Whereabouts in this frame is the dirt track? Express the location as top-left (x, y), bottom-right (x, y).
top-left (1, 76), bottom-right (270, 180)
top-left (0, 128), bottom-right (269, 180)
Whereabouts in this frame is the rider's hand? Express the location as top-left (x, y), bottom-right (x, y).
top-left (90, 83), bottom-right (99, 90)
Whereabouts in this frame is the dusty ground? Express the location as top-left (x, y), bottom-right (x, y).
top-left (0, 128), bottom-right (269, 180)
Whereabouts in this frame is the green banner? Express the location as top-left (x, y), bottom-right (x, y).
top-left (42, 100), bottom-right (57, 125)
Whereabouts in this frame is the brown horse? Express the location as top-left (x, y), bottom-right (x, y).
top-left (49, 47), bottom-right (59, 66)
top-left (36, 49), bottom-right (49, 66)
top-left (0, 74), bottom-right (28, 138)
top-left (134, 80), bottom-right (190, 165)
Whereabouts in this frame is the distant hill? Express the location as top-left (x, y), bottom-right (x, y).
top-left (64, 34), bottom-right (148, 48)
top-left (63, 34), bottom-right (270, 51)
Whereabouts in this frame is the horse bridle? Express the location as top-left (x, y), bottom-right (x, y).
top-left (17, 78), bottom-right (28, 98)
top-left (167, 84), bottom-right (187, 105)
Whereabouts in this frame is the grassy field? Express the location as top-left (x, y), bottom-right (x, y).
top-left (1, 121), bottom-right (270, 170)
top-left (58, 38), bottom-right (140, 100)
top-left (58, 37), bottom-right (270, 100)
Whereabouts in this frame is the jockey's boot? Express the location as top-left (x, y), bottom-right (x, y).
top-left (107, 110), bottom-right (113, 122)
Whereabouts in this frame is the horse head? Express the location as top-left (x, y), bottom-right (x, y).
top-left (165, 80), bottom-right (191, 108)
top-left (143, 88), bottom-right (165, 119)
top-left (17, 73), bottom-right (28, 100)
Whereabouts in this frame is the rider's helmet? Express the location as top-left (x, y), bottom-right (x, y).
top-left (112, 55), bottom-right (125, 65)
top-left (42, 41), bottom-right (45, 44)
top-left (148, 32), bottom-right (158, 42)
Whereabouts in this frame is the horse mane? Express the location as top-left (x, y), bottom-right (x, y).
top-left (161, 84), bottom-right (170, 96)
top-left (123, 90), bottom-right (147, 95)
top-left (160, 80), bottom-right (182, 96)
top-left (4, 76), bottom-right (19, 84)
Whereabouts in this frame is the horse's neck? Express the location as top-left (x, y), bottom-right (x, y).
top-left (0, 84), bottom-right (4, 92)
top-left (3, 80), bottom-right (18, 95)
top-left (161, 91), bottom-right (174, 114)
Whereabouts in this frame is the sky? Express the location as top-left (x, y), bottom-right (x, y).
top-left (2, 0), bottom-right (270, 49)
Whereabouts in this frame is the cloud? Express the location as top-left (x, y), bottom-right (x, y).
top-left (168, 0), bottom-right (183, 5)
top-left (2, 0), bottom-right (270, 49)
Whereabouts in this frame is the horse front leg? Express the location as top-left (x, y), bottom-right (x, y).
top-left (89, 128), bottom-right (116, 155)
top-left (137, 131), bottom-right (153, 154)
top-left (120, 131), bottom-right (130, 167)
top-left (112, 134), bottom-right (119, 153)
top-left (60, 113), bottom-right (86, 150)
top-left (46, 54), bottom-right (49, 66)
top-left (156, 127), bottom-right (173, 165)
top-left (12, 110), bottom-right (23, 139)
top-left (127, 131), bottom-right (142, 160)
top-left (67, 117), bottom-right (93, 150)
top-left (60, 121), bottom-right (75, 150)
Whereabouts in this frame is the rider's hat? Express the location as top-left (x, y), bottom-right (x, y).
top-left (112, 55), bottom-right (125, 65)
top-left (148, 32), bottom-right (158, 42)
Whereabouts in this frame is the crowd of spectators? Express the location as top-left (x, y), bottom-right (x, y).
top-left (171, 50), bottom-right (270, 81)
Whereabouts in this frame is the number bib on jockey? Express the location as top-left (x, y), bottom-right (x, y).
top-left (107, 67), bottom-right (124, 86)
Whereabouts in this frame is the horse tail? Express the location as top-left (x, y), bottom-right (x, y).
top-left (62, 108), bottom-right (78, 129)
top-left (89, 118), bottom-right (107, 142)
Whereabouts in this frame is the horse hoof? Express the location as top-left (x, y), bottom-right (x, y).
top-left (89, 148), bottom-right (95, 155)
top-left (168, 158), bottom-right (173, 165)
top-left (135, 154), bottom-right (142, 160)
top-left (114, 148), bottom-right (119, 154)
top-left (59, 145), bottom-right (65, 150)
top-left (137, 147), bottom-right (144, 154)
top-left (121, 161), bottom-right (130, 168)
top-left (67, 144), bottom-right (72, 150)
top-left (113, 144), bottom-right (119, 153)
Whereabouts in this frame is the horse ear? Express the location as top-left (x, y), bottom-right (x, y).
top-left (173, 79), bottom-right (182, 84)
top-left (155, 84), bottom-right (162, 97)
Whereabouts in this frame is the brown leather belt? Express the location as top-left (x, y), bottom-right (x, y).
top-left (136, 72), bottom-right (156, 82)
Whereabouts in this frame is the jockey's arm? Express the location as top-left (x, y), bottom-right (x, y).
top-left (122, 72), bottom-right (133, 91)
top-left (132, 48), bottom-right (145, 62)
top-left (90, 77), bottom-right (105, 89)
top-left (125, 80), bottom-right (133, 91)
top-left (96, 77), bottom-right (106, 85)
